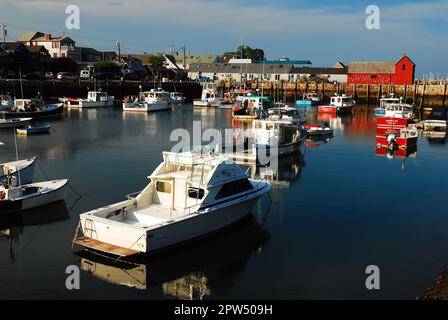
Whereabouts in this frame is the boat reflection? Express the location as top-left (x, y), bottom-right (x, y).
top-left (423, 130), bottom-right (447, 145)
top-left (239, 152), bottom-right (305, 188)
top-left (0, 201), bottom-right (69, 262)
top-left (75, 216), bottom-right (270, 298)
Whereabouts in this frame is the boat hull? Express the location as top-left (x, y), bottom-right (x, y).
top-left (79, 183), bottom-right (270, 254)
top-left (16, 126), bottom-right (51, 135)
top-left (0, 158), bottom-right (36, 187)
top-left (377, 117), bottom-right (410, 129)
top-left (0, 118), bottom-right (32, 129)
top-left (0, 179), bottom-right (68, 214)
top-left (376, 135), bottom-right (417, 149)
top-left (296, 100), bottom-right (320, 107)
top-left (79, 100), bottom-right (113, 108)
top-left (318, 105), bottom-right (353, 113)
top-left (1, 104), bottom-right (63, 119)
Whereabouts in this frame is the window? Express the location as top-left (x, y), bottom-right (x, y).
top-left (156, 181), bottom-right (171, 193)
top-left (371, 75), bottom-right (377, 79)
top-left (215, 178), bottom-right (253, 200)
top-left (275, 74), bottom-right (280, 81)
top-left (188, 188), bottom-right (205, 199)
top-left (402, 64), bottom-right (406, 71)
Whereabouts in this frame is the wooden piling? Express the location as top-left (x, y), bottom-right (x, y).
top-left (403, 85), bottom-right (407, 103)
top-left (367, 84), bottom-right (370, 106)
top-left (443, 80), bottom-right (447, 107)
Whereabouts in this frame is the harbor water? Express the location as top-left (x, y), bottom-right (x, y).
top-left (0, 104), bottom-right (447, 299)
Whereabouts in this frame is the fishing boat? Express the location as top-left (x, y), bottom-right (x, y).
top-left (0, 118), bottom-right (32, 129)
top-left (1, 98), bottom-right (63, 119)
top-left (193, 83), bottom-right (221, 108)
top-left (79, 91), bottom-right (114, 108)
top-left (318, 94), bottom-right (355, 114)
top-left (170, 92), bottom-right (186, 104)
top-left (232, 96), bottom-right (272, 120)
top-left (376, 125), bottom-right (418, 149)
top-left (62, 97), bottom-right (80, 107)
top-left (267, 106), bottom-right (307, 125)
top-left (296, 92), bottom-right (322, 107)
top-left (0, 94), bottom-right (14, 111)
top-left (0, 179), bottom-right (69, 214)
top-left (0, 158), bottom-right (36, 187)
top-left (421, 107), bottom-right (447, 131)
top-left (374, 94), bottom-right (402, 116)
top-left (16, 124), bottom-right (51, 135)
top-left (123, 89), bottom-right (171, 112)
top-left (304, 123), bottom-right (334, 137)
top-left (376, 103), bottom-right (415, 130)
top-left (73, 150), bottom-right (271, 256)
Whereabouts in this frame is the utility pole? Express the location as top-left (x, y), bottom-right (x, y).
top-left (1, 24), bottom-right (7, 44)
top-left (116, 40), bottom-right (122, 59)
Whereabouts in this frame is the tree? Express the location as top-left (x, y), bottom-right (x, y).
top-left (235, 45), bottom-right (265, 60)
top-left (146, 54), bottom-right (165, 66)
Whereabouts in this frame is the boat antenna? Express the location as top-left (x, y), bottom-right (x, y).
top-left (13, 125), bottom-right (21, 186)
top-left (19, 69), bottom-right (24, 100)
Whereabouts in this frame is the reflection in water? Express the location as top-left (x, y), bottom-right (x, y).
top-left (240, 151), bottom-right (305, 188)
top-left (0, 201), bottom-right (69, 262)
top-left (75, 216), bottom-right (270, 299)
top-left (423, 130), bottom-right (447, 145)
top-left (375, 145), bottom-right (417, 171)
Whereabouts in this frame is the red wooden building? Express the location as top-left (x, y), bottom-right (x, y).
top-left (347, 54), bottom-right (415, 85)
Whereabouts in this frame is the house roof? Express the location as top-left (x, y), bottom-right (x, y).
top-left (18, 31), bottom-right (44, 42)
top-left (78, 47), bottom-right (101, 55)
top-left (292, 67), bottom-right (348, 75)
top-left (32, 36), bottom-right (75, 43)
top-left (188, 63), bottom-right (294, 74)
top-left (176, 55), bottom-right (219, 65)
top-left (164, 54), bottom-right (180, 69)
top-left (25, 45), bottom-right (49, 54)
top-left (0, 42), bottom-right (28, 53)
top-left (348, 61), bottom-right (396, 74)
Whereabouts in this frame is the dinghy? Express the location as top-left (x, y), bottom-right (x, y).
top-left (73, 150), bottom-right (271, 256)
top-left (304, 123), bottom-right (334, 137)
top-left (0, 179), bottom-right (69, 214)
top-left (0, 158), bottom-right (36, 187)
top-left (16, 124), bottom-right (51, 135)
top-left (0, 118), bottom-right (32, 129)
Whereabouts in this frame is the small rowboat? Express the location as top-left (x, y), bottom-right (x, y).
top-left (304, 123), bottom-right (334, 136)
top-left (16, 124), bottom-right (51, 135)
top-left (0, 118), bottom-right (32, 129)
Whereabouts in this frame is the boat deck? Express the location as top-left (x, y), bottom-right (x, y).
top-left (121, 204), bottom-right (192, 228)
top-left (74, 236), bottom-right (139, 256)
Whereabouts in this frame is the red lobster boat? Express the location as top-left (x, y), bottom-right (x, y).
top-left (318, 94), bottom-right (355, 114)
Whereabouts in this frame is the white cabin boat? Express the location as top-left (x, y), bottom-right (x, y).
top-left (193, 83), bottom-right (221, 108)
top-left (267, 106), bottom-right (307, 125)
top-left (123, 89), bottom-right (171, 112)
top-left (79, 91), bottom-right (114, 108)
top-left (0, 158), bottom-right (36, 187)
top-left (318, 94), bottom-right (355, 113)
top-left (73, 151), bottom-right (271, 256)
top-left (170, 92), bottom-right (186, 104)
top-left (381, 103), bottom-right (415, 119)
top-left (0, 179), bottom-right (68, 214)
top-left (0, 117), bottom-right (32, 129)
top-left (422, 107), bottom-right (447, 131)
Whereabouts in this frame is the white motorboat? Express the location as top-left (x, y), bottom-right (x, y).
top-left (194, 83), bottom-right (221, 108)
top-left (123, 89), bottom-right (171, 112)
top-left (304, 123), bottom-right (334, 136)
top-left (422, 107), bottom-right (447, 131)
top-left (267, 106), bottom-right (307, 125)
top-left (79, 91), bottom-right (114, 108)
top-left (0, 158), bottom-right (36, 187)
top-left (73, 150), bottom-right (271, 256)
top-left (375, 94), bottom-right (402, 116)
top-left (318, 94), bottom-right (355, 113)
top-left (170, 92), bottom-right (186, 104)
top-left (0, 117), bottom-right (32, 129)
top-left (0, 179), bottom-right (69, 214)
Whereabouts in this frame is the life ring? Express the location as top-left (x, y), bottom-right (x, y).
top-left (409, 131), bottom-right (416, 137)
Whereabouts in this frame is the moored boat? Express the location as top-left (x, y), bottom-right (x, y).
top-left (421, 107), bottom-right (447, 131)
top-left (0, 158), bottom-right (36, 187)
top-left (318, 94), bottom-right (355, 114)
top-left (123, 89), bottom-right (171, 112)
top-left (304, 123), bottom-right (334, 136)
top-left (0, 179), bottom-right (69, 214)
top-left (376, 125), bottom-right (418, 149)
top-left (73, 150), bottom-right (271, 256)
top-left (1, 98), bottom-right (63, 119)
top-left (232, 96), bottom-right (272, 120)
top-left (376, 103), bottom-right (415, 130)
top-left (0, 118), bottom-right (32, 129)
top-left (16, 124), bottom-right (51, 135)
top-left (296, 92), bottom-right (322, 107)
top-left (170, 92), bottom-right (186, 104)
top-left (79, 91), bottom-right (114, 108)
top-left (194, 83), bottom-right (221, 108)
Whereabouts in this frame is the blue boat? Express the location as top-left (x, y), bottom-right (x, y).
top-left (296, 93), bottom-right (322, 107)
top-left (16, 124), bottom-right (51, 135)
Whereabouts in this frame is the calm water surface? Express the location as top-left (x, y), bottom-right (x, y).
top-left (0, 104), bottom-right (447, 299)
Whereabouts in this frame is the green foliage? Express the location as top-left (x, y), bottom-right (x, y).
top-left (93, 61), bottom-right (121, 74)
top-left (51, 57), bottom-right (78, 73)
top-left (235, 45), bottom-right (265, 60)
top-left (146, 54), bottom-right (165, 66)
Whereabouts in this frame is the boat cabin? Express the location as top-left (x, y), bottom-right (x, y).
top-left (384, 103), bottom-right (415, 119)
top-left (303, 92), bottom-right (321, 101)
top-left (267, 106), bottom-right (304, 123)
top-left (14, 98), bottom-right (46, 112)
top-left (140, 89), bottom-right (170, 102)
top-left (253, 119), bottom-right (301, 147)
top-left (87, 91), bottom-right (109, 102)
top-left (329, 95), bottom-right (355, 107)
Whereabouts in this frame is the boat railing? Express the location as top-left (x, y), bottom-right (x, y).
top-left (126, 191), bottom-right (141, 200)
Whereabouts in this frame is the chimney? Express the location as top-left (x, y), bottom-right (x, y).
top-left (403, 52), bottom-right (407, 57)
top-left (45, 33), bottom-right (51, 41)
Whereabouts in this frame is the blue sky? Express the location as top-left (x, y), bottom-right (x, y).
top-left (1, 0), bottom-right (447, 77)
